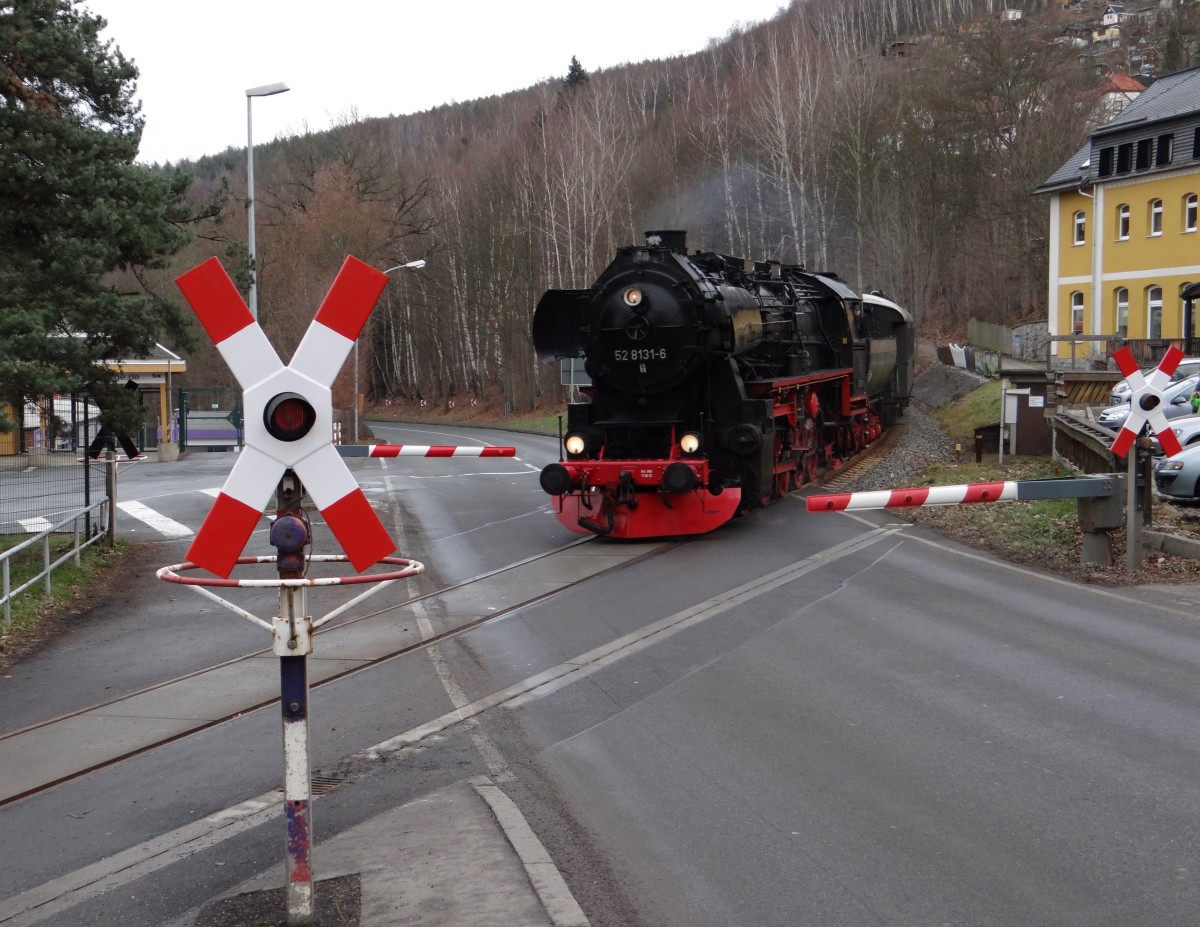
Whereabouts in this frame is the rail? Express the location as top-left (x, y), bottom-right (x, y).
top-left (2, 499), bottom-right (109, 627)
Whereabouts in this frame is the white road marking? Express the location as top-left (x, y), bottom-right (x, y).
top-left (114, 501), bottom-right (193, 538)
top-left (18, 518), bottom-right (51, 533)
top-left (381, 465), bottom-right (516, 784)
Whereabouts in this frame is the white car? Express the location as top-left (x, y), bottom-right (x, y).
top-left (1109, 357), bottom-right (1200, 405)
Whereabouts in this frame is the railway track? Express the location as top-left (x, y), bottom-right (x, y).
top-left (817, 421), bottom-right (906, 492)
top-left (0, 538), bottom-right (678, 807)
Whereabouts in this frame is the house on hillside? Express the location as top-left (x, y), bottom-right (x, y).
top-left (1095, 71), bottom-right (1147, 122)
top-left (1101, 4), bottom-right (1130, 25)
top-left (1035, 66), bottom-right (1200, 361)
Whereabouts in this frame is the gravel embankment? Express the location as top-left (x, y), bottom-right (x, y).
top-left (831, 364), bottom-right (985, 494)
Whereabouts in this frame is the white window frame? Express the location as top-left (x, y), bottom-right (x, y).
top-left (1117, 203), bottom-right (1131, 240)
top-left (1148, 285), bottom-right (1163, 340)
top-left (1150, 198), bottom-right (1163, 236)
top-left (1186, 193), bottom-right (1198, 233)
top-left (1116, 287), bottom-right (1129, 338)
top-left (1073, 209), bottom-right (1086, 245)
top-left (1072, 291), bottom-right (1085, 334)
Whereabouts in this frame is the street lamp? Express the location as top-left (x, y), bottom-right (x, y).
top-left (384, 260), bottom-right (427, 274)
top-left (246, 82), bottom-right (290, 320)
top-left (353, 259), bottom-right (427, 441)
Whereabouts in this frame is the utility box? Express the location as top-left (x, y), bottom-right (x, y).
top-left (1002, 368), bottom-right (1056, 456)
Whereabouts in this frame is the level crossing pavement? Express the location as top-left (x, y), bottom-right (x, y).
top-left (0, 524), bottom-right (627, 925)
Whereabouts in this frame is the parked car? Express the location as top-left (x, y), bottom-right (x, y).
top-left (1096, 375), bottom-right (1200, 431)
top-left (1109, 357), bottom-right (1200, 405)
top-left (1155, 442), bottom-right (1200, 500)
top-left (1151, 413), bottom-right (1200, 455)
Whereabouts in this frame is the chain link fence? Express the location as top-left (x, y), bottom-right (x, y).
top-left (1, 393), bottom-right (104, 547)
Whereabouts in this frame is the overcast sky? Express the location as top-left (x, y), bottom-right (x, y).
top-left (84, 1), bottom-right (787, 166)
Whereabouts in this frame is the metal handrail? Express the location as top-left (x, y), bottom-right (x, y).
top-left (2, 499), bottom-right (110, 627)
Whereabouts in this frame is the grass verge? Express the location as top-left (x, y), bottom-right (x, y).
top-left (0, 537), bottom-right (135, 667)
top-left (363, 400), bottom-right (564, 438)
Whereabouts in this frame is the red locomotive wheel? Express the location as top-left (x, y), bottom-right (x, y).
top-left (801, 452), bottom-right (818, 484)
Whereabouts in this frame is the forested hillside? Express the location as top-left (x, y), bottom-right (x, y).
top-left (156, 0), bottom-right (1200, 415)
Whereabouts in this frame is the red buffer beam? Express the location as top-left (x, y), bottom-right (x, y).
top-left (807, 477), bottom-right (1116, 512)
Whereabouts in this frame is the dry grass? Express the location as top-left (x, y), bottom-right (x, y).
top-left (897, 457), bottom-right (1200, 585)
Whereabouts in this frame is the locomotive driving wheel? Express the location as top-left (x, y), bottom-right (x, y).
top-left (800, 452), bottom-right (818, 484)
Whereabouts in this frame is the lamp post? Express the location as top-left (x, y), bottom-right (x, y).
top-left (353, 260), bottom-right (426, 441)
top-left (246, 82), bottom-right (290, 321)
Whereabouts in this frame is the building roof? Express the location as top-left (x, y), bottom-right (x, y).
top-left (1095, 65), bottom-right (1200, 135)
top-left (1037, 66), bottom-right (1200, 194)
top-left (1100, 72), bottom-right (1146, 94)
top-left (1034, 142), bottom-right (1092, 195)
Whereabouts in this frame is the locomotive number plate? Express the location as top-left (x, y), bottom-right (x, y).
top-left (613, 348), bottom-right (667, 362)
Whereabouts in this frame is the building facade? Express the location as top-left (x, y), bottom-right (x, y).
top-left (1037, 67), bottom-right (1200, 360)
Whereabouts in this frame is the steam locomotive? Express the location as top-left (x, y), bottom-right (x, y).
top-left (532, 230), bottom-right (914, 538)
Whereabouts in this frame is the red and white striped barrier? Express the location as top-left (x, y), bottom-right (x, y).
top-left (807, 476), bottom-right (1116, 512)
top-left (808, 481), bottom-right (1018, 512)
top-left (338, 445), bottom-right (515, 458)
top-left (176, 256), bottom-right (396, 577)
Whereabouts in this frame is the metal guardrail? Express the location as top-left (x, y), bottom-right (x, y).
top-left (2, 499), bottom-right (109, 627)
top-left (1049, 413), bottom-right (1121, 475)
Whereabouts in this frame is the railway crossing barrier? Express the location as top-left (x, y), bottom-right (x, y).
top-left (807, 475), bottom-right (1125, 566)
top-left (810, 348), bottom-right (1189, 572)
top-left (159, 255), bottom-right (515, 925)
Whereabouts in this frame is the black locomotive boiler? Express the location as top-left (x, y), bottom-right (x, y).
top-left (533, 230), bottom-right (914, 538)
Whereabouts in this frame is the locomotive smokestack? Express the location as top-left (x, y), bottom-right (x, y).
top-left (645, 230), bottom-right (687, 253)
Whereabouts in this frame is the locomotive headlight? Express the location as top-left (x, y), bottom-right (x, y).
top-left (622, 287), bottom-right (643, 307)
top-left (679, 432), bottom-right (701, 455)
top-left (564, 433), bottom-right (587, 456)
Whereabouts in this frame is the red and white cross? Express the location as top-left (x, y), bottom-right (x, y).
top-left (176, 256), bottom-right (396, 577)
top-left (1109, 345), bottom-right (1184, 459)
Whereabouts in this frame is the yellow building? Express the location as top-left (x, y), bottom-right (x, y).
top-left (1036, 67), bottom-right (1200, 360)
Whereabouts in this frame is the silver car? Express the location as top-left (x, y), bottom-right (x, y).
top-left (1109, 358), bottom-right (1200, 405)
top-left (1155, 442), bottom-right (1200, 500)
top-left (1151, 413), bottom-right (1200, 455)
top-left (1096, 374), bottom-right (1200, 431)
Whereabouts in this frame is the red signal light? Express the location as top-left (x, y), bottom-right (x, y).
top-left (264, 393), bottom-right (316, 442)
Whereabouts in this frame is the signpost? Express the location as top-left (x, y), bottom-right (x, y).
top-left (161, 256), bottom-right (515, 924)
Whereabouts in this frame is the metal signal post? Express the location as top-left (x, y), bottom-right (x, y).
top-left (162, 253), bottom-right (515, 924)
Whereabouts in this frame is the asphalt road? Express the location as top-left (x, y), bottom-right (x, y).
top-left (7, 427), bottom-right (1200, 925)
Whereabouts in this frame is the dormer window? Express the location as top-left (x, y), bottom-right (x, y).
top-left (1136, 138), bottom-right (1152, 170)
top-left (1117, 143), bottom-right (1133, 173)
top-left (1157, 134), bottom-right (1174, 166)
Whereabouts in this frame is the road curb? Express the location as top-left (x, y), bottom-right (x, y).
top-left (470, 776), bottom-right (590, 927)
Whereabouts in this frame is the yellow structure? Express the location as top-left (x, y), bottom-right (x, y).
top-left (0, 342), bottom-right (185, 457)
top-left (1037, 67), bottom-right (1200, 360)
top-left (105, 342), bottom-right (186, 451)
